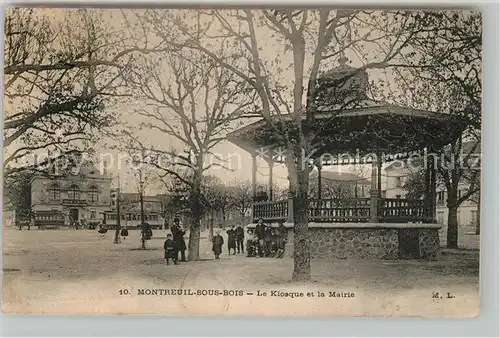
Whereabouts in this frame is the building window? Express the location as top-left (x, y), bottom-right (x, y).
top-left (49, 184), bottom-right (60, 200)
top-left (89, 186), bottom-right (99, 203)
top-left (68, 185), bottom-right (80, 200)
top-left (471, 210), bottom-right (478, 225)
top-left (395, 195), bottom-right (401, 199)
top-left (90, 209), bottom-right (96, 219)
top-left (437, 191), bottom-right (445, 205)
top-left (395, 177), bottom-right (402, 188)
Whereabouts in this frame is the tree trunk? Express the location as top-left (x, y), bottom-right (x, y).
top-left (187, 172), bottom-right (202, 261)
top-left (475, 196), bottom-right (480, 235)
top-left (446, 204), bottom-right (459, 249)
top-left (292, 168), bottom-right (311, 282)
top-left (209, 210), bottom-right (214, 241)
top-left (140, 190), bottom-right (146, 250)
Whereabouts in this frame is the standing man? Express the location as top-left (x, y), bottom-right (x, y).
top-left (276, 221), bottom-right (287, 258)
top-left (171, 217), bottom-right (187, 262)
top-left (212, 231), bottom-right (224, 260)
top-left (254, 218), bottom-right (267, 257)
top-left (235, 222), bottom-right (245, 254)
top-left (226, 225), bottom-right (237, 255)
top-left (263, 224), bottom-right (273, 257)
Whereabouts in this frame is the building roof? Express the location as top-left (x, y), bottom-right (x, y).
top-left (30, 151), bottom-right (110, 181)
top-left (227, 104), bottom-right (468, 165)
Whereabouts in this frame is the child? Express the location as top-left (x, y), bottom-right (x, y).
top-left (120, 227), bottom-right (129, 240)
top-left (247, 233), bottom-right (260, 258)
top-left (246, 229), bottom-right (255, 257)
top-left (212, 231), bottom-right (224, 259)
top-left (270, 229), bottom-right (278, 257)
top-left (163, 233), bottom-right (177, 265)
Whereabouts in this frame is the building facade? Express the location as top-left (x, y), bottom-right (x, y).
top-left (106, 191), bottom-right (165, 228)
top-left (31, 160), bottom-right (112, 226)
top-left (385, 160), bottom-right (479, 228)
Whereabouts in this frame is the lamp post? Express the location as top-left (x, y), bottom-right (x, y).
top-left (114, 174), bottom-right (122, 244)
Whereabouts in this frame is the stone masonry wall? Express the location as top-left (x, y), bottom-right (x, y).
top-left (418, 228), bottom-right (441, 260)
top-left (284, 228), bottom-right (399, 260)
top-left (282, 227), bottom-right (440, 260)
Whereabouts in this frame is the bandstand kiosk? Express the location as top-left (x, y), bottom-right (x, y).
top-left (227, 58), bottom-right (467, 260)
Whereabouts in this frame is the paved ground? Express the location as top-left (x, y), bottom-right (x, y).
top-left (2, 227), bottom-right (479, 317)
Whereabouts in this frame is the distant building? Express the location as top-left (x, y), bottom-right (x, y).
top-left (106, 191), bottom-right (166, 228)
top-left (2, 204), bottom-right (16, 227)
top-left (30, 157), bottom-right (112, 226)
top-left (384, 141), bottom-right (480, 227)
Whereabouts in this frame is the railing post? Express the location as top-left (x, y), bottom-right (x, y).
top-left (370, 156), bottom-right (379, 223)
top-left (429, 157), bottom-right (437, 223)
top-left (287, 193), bottom-right (294, 223)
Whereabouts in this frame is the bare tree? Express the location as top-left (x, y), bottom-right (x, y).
top-left (140, 9), bottom-right (419, 280)
top-left (129, 154), bottom-right (154, 249)
top-left (227, 180), bottom-right (253, 221)
top-left (3, 9), bottom-right (166, 178)
top-left (390, 11), bottom-right (482, 247)
top-left (201, 175), bottom-right (228, 240)
top-left (123, 45), bottom-right (254, 260)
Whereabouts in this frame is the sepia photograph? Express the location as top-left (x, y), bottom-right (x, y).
top-left (2, 7), bottom-right (481, 317)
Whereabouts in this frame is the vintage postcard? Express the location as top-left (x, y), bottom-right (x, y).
top-left (2, 8), bottom-right (481, 317)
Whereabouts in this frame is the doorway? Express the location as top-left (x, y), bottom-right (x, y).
top-left (69, 209), bottom-right (79, 223)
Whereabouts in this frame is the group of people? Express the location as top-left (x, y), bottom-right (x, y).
top-left (247, 218), bottom-right (287, 258)
top-left (163, 218), bottom-right (287, 263)
top-left (163, 218), bottom-right (187, 265)
top-left (212, 219), bottom-right (287, 259)
top-left (211, 222), bottom-right (245, 259)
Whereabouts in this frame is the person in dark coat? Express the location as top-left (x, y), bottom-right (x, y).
top-left (141, 221), bottom-right (152, 241)
top-left (276, 221), bottom-right (287, 258)
top-left (235, 222), bottom-right (245, 254)
top-left (263, 225), bottom-right (273, 257)
top-left (254, 218), bottom-right (267, 257)
top-left (171, 218), bottom-right (187, 262)
top-left (246, 229), bottom-right (255, 257)
top-left (270, 229), bottom-right (279, 256)
top-left (120, 227), bottom-right (129, 240)
top-left (226, 225), bottom-right (237, 255)
top-left (163, 233), bottom-right (177, 265)
top-left (212, 231), bottom-right (224, 259)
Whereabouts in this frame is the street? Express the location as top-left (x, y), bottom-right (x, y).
top-left (3, 227), bottom-right (479, 316)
